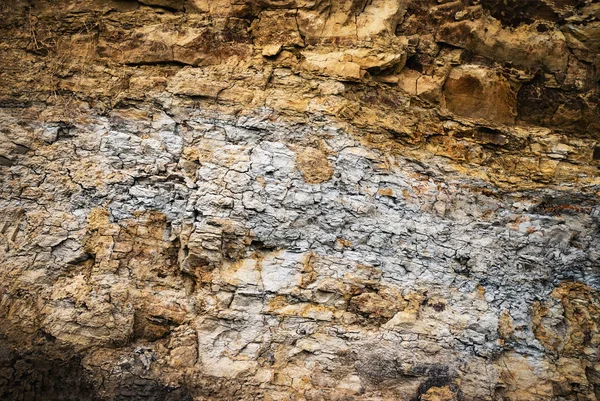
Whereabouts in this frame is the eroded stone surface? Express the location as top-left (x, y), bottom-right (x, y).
top-left (0, 0), bottom-right (599, 400)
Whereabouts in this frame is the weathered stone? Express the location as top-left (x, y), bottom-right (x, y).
top-left (295, 145), bottom-right (334, 184)
top-left (437, 18), bottom-right (570, 74)
top-left (0, 0), bottom-right (599, 400)
top-left (443, 65), bottom-right (519, 125)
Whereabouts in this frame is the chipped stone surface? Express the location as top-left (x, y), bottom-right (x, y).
top-left (0, 0), bottom-right (599, 400)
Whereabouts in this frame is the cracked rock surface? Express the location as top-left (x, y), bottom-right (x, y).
top-left (1, 0), bottom-right (600, 400)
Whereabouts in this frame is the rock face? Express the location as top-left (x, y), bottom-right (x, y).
top-left (0, 0), bottom-right (599, 400)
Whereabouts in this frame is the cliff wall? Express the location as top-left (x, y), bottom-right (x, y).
top-left (1, 1), bottom-right (600, 400)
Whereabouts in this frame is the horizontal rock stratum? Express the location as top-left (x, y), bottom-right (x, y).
top-left (0, 0), bottom-right (599, 400)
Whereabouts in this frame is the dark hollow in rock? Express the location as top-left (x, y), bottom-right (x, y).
top-left (0, 345), bottom-right (99, 401)
top-left (113, 377), bottom-right (193, 401)
top-left (480, 0), bottom-right (569, 27)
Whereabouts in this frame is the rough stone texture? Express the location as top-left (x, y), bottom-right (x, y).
top-left (0, 0), bottom-right (599, 400)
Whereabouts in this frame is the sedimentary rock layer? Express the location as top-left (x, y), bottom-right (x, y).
top-left (0, 1), bottom-right (599, 400)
